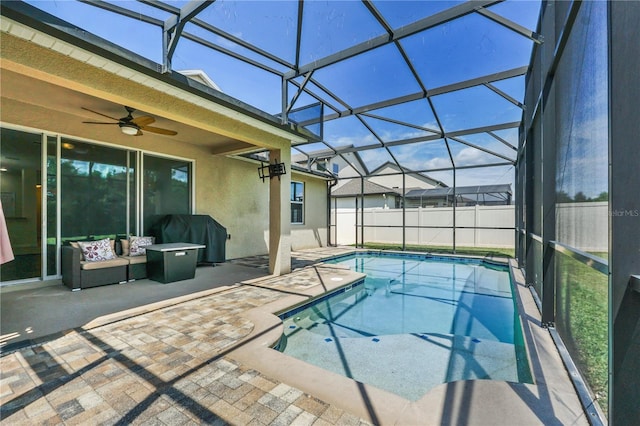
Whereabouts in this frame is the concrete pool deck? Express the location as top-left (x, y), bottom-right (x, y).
top-left (0, 247), bottom-right (592, 424)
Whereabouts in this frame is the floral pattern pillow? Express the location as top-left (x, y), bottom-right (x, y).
top-left (78, 238), bottom-right (117, 262)
top-left (129, 236), bottom-right (154, 256)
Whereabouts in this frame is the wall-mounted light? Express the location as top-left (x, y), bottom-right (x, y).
top-left (62, 142), bottom-right (75, 150)
top-left (258, 159), bottom-right (287, 182)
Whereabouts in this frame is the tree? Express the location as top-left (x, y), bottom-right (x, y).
top-left (592, 191), bottom-right (608, 202)
top-left (556, 190), bottom-right (573, 202)
top-left (574, 191), bottom-right (589, 202)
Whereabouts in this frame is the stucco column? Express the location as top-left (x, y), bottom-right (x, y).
top-left (269, 148), bottom-right (291, 275)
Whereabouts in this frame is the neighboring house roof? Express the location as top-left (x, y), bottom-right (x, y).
top-left (331, 179), bottom-right (400, 197)
top-left (368, 161), bottom-right (447, 187)
top-left (405, 184), bottom-right (512, 198)
top-left (178, 70), bottom-right (222, 91)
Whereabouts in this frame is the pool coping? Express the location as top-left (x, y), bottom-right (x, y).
top-left (228, 252), bottom-right (590, 425)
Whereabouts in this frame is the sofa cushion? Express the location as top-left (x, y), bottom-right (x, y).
top-left (129, 236), bottom-right (154, 256)
top-left (122, 255), bottom-right (147, 265)
top-left (80, 257), bottom-right (129, 270)
top-left (121, 238), bottom-right (130, 256)
top-left (78, 238), bottom-right (117, 262)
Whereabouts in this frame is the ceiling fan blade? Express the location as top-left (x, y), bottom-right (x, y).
top-left (82, 121), bottom-right (119, 125)
top-left (140, 125), bottom-right (178, 136)
top-left (81, 107), bottom-right (120, 122)
top-left (131, 115), bottom-right (155, 127)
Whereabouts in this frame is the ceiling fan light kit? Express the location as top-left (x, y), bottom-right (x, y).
top-left (119, 123), bottom-right (140, 136)
top-left (82, 106), bottom-right (177, 137)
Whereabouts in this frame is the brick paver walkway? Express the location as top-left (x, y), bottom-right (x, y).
top-left (1, 260), bottom-right (371, 425)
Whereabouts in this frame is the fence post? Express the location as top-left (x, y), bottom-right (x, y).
top-left (474, 204), bottom-right (479, 248)
top-left (418, 206), bottom-right (422, 246)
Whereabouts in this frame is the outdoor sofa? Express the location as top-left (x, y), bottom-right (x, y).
top-left (61, 236), bottom-right (153, 290)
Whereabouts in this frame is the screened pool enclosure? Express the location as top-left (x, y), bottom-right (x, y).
top-left (2, 1), bottom-right (639, 424)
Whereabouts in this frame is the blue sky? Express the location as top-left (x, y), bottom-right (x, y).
top-left (26, 0), bottom-right (549, 191)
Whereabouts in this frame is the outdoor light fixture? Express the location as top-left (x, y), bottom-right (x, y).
top-left (258, 159), bottom-right (287, 182)
top-left (119, 123), bottom-right (139, 136)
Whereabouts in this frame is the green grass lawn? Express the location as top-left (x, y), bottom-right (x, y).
top-left (556, 252), bottom-right (609, 417)
top-left (355, 242), bottom-right (514, 258)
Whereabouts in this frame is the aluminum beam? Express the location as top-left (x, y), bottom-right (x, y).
top-left (285, 0), bottom-right (501, 79)
top-left (360, 112), bottom-right (441, 135)
top-left (484, 82), bottom-right (525, 108)
top-left (163, 1), bottom-right (215, 72)
top-left (78, 0), bottom-right (163, 26)
top-left (449, 136), bottom-right (516, 164)
top-left (476, 7), bottom-right (544, 44)
top-left (189, 17), bottom-right (295, 70)
top-left (488, 131), bottom-right (518, 150)
top-left (331, 121), bottom-right (521, 154)
top-left (181, 32), bottom-right (284, 76)
top-left (316, 66), bottom-right (528, 124)
top-left (287, 71), bottom-right (314, 114)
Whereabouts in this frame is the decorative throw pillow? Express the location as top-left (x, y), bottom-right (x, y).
top-left (78, 238), bottom-right (117, 262)
top-left (129, 236), bottom-right (154, 256)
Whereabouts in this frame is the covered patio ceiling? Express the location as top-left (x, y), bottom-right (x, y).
top-left (14, 0), bottom-right (541, 185)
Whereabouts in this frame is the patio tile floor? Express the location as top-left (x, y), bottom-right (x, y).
top-left (0, 248), bottom-right (372, 425)
top-left (0, 247), bottom-right (590, 425)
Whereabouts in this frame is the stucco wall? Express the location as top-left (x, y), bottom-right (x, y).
top-left (196, 155), bottom-right (271, 259)
top-left (197, 159), bottom-right (328, 257)
top-left (197, 159), bottom-right (327, 257)
top-left (158, 148), bottom-right (328, 258)
top-left (290, 172), bottom-right (327, 250)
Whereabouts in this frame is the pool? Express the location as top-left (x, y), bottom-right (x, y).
top-left (275, 252), bottom-right (532, 401)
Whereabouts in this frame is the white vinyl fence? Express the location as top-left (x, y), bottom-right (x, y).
top-left (331, 205), bottom-right (515, 248)
top-left (555, 202), bottom-right (608, 252)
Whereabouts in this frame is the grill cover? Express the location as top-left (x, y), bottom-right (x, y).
top-left (151, 214), bottom-right (227, 264)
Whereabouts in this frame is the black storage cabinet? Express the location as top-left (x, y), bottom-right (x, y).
top-left (146, 243), bottom-right (205, 283)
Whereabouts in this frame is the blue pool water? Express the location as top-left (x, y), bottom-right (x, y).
top-left (276, 252), bottom-right (532, 401)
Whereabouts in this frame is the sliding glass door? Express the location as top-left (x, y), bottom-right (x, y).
top-left (1, 126), bottom-right (194, 285)
top-left (60, 140), bottom-right (132, 243)
top-left (142, 154), bottom-right (192, 235)
top-left (0, 128), bottom-right (44, 281)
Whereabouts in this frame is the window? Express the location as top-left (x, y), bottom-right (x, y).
top-left (291, 181), bottom-right (304, 224)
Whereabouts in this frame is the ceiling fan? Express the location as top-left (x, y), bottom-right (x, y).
top-left (82, 106), bottom-right (178, 136)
